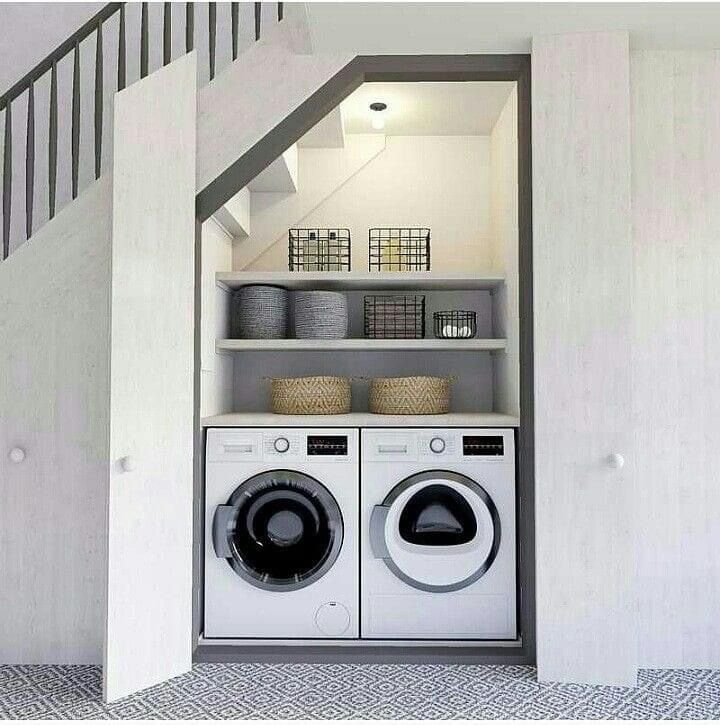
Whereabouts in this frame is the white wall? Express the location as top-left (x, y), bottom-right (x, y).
top-left (248, 135), bottom-right (495, 274)
top-left (201, 219), bottom-right (235, 419)
top-left (631, 50), bottom-right (720, 669)
top-left (490, 86), bottom-right (520, 418)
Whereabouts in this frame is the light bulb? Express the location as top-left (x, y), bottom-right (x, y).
top-left (371, 115), bottom-right (385, 130)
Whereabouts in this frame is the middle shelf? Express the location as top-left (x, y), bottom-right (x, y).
top-left (216, 338), bottom-right (507, 352)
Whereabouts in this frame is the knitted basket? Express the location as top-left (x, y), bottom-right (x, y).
top-left (233, 285), bottom-right (288, 339)
top-left (293, 291), bottom-right (348, 339)
top-left (270, 376), bottom-right (351, 415)
top-left (369, 376), bottom-right (451, 415)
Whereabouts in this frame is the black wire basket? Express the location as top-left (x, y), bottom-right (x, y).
top-left (368, 228), bottom-right (431, 271)
top-left (289, 228), bottom-right (351, 271)
top-left (433, 310), bottom-right (477, 339)
top-left (364, 295), bottom-right (426, 339)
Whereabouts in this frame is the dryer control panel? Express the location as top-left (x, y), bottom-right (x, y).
top-left (364, 428), bottom-right (514, 464)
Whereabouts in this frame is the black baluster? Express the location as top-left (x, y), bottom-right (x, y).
top-left (163, 3), bottom-right (171, 65)
top-left (94, 21), bottom-right (103, 180)
top-left (71, 40), bottom-right (80, 199)
top-left (49, 61), bottom-right (57, 219)
top-left (140, 2), bottom-right (149, 79)
top-left (254, 2), bottom-right (261, 41)
top-left (208, 3), bottom-right (217, 80)
top-left (25, 82), bottom-right (34, 239)
top-left (278, 2), bottom-right (283, 21)
top-left (118, 4), bottom-right (126, 91)
top-left (2, 100), bottom-right (11, 260)
top-left (185, 3), bottom-right (194, 53)
top-left (231, 3), bottom-right (239, 61)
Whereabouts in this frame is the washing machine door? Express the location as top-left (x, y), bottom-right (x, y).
top-left (213, 469), bottom-right (343, 592)
top-left (370, 470), bottom-right (500, 592)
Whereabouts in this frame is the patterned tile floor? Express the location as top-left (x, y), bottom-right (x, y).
top-left (1, 664), bottom-right (719, 720)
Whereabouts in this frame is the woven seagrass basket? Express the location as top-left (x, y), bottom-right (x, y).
top-left (270, 376), bottom-right (351, 415)
top-left (369, 376), bottom-right (451, 415)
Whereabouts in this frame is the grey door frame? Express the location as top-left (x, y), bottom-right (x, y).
top-left (193, 54), bottom-right (534, 665)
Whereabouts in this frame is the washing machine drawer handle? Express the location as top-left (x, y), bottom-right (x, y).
top-left (212, 505), bottom-right (236, 558)
top-left (370, 505), bottom-right (390, 559)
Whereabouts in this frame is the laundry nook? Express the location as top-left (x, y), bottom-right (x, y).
top-left (198, 77), bottom-right (528, 655)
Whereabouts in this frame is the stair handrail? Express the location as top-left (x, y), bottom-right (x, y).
top-left (1, 1), bottom-right (284, 261)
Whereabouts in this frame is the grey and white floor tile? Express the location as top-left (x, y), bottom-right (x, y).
top-left (1, 664), bottom-right (719, 719)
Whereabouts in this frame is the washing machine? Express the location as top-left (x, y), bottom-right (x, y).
top-left (205, 427), bottom-right (358, 639)
top-left (361, 428), bottom-right (516, 640)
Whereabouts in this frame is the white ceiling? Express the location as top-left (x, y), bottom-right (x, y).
top-left (305, 3), bottom-right (720, 54)
top-left (341, 82), bottom-right (515, 136)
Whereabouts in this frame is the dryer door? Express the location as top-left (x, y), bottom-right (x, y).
top-left (370, 471), bottom-right (500, 592)
top-left (213, 470), bottom-right (344, 591)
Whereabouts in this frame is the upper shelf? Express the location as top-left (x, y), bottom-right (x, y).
top-left (216, 271), bottom-right (505, 291)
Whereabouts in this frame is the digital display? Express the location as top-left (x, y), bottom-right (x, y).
top-left (307, 436), bottom-right (348, 456)
top-left (463, 436), bottom-right (504, 456)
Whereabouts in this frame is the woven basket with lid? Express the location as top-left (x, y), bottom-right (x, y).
top-left (369, 376), bottom-right (451, 415)
top-left (270, 376), bottom-right (351, 415)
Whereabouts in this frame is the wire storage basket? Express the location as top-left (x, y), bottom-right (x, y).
top-left (368, 228), bottom-right (431, 271)
top-left (433, 310), bottom-right (477, 339)
top-left (364, 295), bottom-right (425, 339)
top-left (289, 228), bottom-right (351, 271)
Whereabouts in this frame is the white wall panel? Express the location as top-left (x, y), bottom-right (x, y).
top-left (104, 52), bottom-right (196, 702)
top-left (248, 135), bottom-right (493, 274)
top-left (490, 87), bottom-right (520, 418)
top-left (0, 178), bottom-right (112, 664)
top-left (533, 31), bottom-right (636, 685)
top-left (631, 50), bottom-right (720, 668)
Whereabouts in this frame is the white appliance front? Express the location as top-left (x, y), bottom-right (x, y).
top-left (205, 428), bottom-right (359, 639)
top-left (361, 428), bottom-right (517, 640)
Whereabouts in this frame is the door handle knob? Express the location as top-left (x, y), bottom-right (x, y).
top-left (119, 455), bottom-right (136, 472)
top-left (8, 447), bottom-right (25, 463)
top-left (608, 453), bottom-right (625, 469)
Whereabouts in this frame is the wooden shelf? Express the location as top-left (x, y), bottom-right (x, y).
top-left (216, 338), bottom-right (507, 352)
top-left (202, 412), bottom-right (520, 428)
top-left (216, 271), bottom-right (505, 291)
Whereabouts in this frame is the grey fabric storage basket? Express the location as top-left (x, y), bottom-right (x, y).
top-left (233, 285), bottom-right (288, 339)
top-left (293, 291), bottom-right (348, 339)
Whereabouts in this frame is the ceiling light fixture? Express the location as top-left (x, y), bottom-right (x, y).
top-left (370, 101), bottom-right (387, 130)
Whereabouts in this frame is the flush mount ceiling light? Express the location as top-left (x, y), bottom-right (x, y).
top-left (370, 102), bottom-right (387, 130)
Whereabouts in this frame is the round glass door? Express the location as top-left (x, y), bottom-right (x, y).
top-left (370, 471), bottom-right (501, 592)
top-left (214, 470), bottom-right (343, 591)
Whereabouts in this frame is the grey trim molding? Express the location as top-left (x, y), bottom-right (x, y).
top-left (371, 471), bottom-right (502, 594)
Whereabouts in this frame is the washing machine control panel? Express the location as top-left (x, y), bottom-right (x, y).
top-left (307, 435), bottom-right (348, 457)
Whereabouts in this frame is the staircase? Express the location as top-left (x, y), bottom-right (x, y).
top-left (0, 1), bottom-right (357, 262)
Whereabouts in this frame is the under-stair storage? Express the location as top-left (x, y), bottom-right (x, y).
top-left (200, 80), bottom-right (521, 428)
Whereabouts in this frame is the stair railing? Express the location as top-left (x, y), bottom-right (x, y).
top-left (0, 1), bottom-right (283, 261)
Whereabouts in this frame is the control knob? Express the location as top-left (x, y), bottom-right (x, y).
top-left (273, 437), bottom-right (290, 454)
top-left (429, 436), bottom-right (446, 454)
